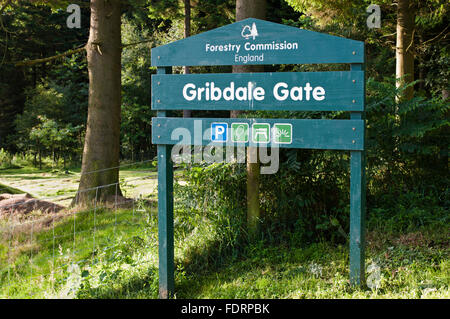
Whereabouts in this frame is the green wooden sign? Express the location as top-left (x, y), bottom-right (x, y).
top-left (151, 18), bottom-right (364, 66)
top-left (151, 18), bottom-right (366, 299)
top-left (152, 118), bottom-right (364, 150)
top-left (152, 71), bottom-right (364, 111)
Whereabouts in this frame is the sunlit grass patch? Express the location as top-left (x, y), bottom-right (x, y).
top-left (0, 204), bottom-right (156, 298)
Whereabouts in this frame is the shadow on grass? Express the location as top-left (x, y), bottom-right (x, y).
top-left (77, 267), bottom-right (160, 299)
top-left (0, 182), bottom-right (25, 194)
top-left (73, 232), bottom-right (314, 299)
top-left (72, 229), bottom-right (251, 299)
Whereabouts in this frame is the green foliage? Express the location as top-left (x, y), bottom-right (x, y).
top-left (175, 150), bottom-right (350, 251)
top-left (0, 1), bottom-right (89, 152)
top-left (174, 162), bottom-right (247, 271)
top-left (0, 149), bottom-right (14, 169)
top-left (0, 166), bottom-right (448, 298)
top-left (0, 206), bottom-right (157, 298)
top-left (420, 43), bottom-right (449, 97)
top-left (15, 96), bottom-right (83, 168)
top-left (365, 77), bottom-right (449, 212)
top-left (120, 17), bottom-right (155, 161)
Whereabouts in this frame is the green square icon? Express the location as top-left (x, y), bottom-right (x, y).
top-left (252, 123), bottom-right (271, 143)
top-left (231, 123), bottom-right (249, 143)
top-left (273, 123), bottom-right (293, 144)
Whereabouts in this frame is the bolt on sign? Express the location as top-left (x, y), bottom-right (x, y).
top-left (152, 18), bottom-right (366, 299)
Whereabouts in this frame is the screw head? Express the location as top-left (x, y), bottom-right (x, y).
top-left (352, 140), bottom-right (356, 144)
top-left (158, 135), bottom-right (161, 138)
top-left (157, 82), bottom-right (160, 85)
top-left (352, 127), bottom-right (356, 131)
top-left (352, 80), bottom-right (356, 83)
top-left (157, 99), bottom-right (161, 103)
top-left (158, 56), bottom-right (160, 59)
top-left (352, 51), bottom-right (356, 55)
top-left (157, 124), bottom-right (161, 127)
top-left (352, 99), bottom-right (356, 103)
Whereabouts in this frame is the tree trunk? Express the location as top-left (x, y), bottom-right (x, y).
top-left (183, 0), bottom-right (192, 118)
top-left (396, 0), bottom-right (415, 101)
top-left (233, 0), bottom-right (266, 238)
top-left (73, 0), bottom-right (122, 207)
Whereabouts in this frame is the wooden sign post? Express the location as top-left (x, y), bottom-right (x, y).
top-left (151, 18), bottom-right (366, 298)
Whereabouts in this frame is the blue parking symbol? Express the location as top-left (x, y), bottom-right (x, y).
top-left (211, 123), bottom-right (228, 142)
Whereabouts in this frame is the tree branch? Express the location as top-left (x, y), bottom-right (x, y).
top-left (421, 25), bottom-right (449, 45)
top-left (11, 36), bottom-right (155, 67)
top-left (121, 39), bottom-right (154, 49)
top-left (14, 45), bottom-right (86, 67)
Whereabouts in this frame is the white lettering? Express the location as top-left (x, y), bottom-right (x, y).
top-left (182, 82), bottom-right (325, 102)
top-left (273, 82), bottom-right (289, 101)
top-left (205, 43), bottom-right (241, 53)
top-left (235, 86), bottom-right (247, 101)
top-left (182, 83), bottom-right (196, 101)
top-left (312, 86), bottom-right (325, 101)
top-left (253, 87), bottom-right (265, 101)
top-left (289, 86), bottom-right (303, 101)
top-left (210, 82), bottom-right (222, 101)
top-left (223, 82), bottom-right (235, 101)
top-left (304, 82), bottom-right (312, 101)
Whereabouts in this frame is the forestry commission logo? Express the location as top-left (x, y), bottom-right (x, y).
top-left (241, 22), bottom-right (258, 40)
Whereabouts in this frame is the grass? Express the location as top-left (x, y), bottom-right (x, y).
top-left (0, 182), bottom-right (25, 195)
top-left (1, 207), bottom-right (448, 299)
top-left (177, 241), bottom-right (449, 298)
top-left (0, 206), bottom-right (156, 298)
top-left (0, 166), bottom-right (448, 299)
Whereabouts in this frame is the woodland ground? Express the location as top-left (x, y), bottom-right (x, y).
top-left (0, 166), bottom-right (448, 299)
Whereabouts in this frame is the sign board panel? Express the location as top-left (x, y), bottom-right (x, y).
top-left (151, 18), bottom-right (367, 296)
top-left (151, 18), bottom-right (364, 66)
top-left (152, 118), bottom-right (364, 150)
top-left (152, 71), bottom-right (364, 111)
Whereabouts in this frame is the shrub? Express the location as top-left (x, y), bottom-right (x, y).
top-left (0, 148), bottom-right (13, 168)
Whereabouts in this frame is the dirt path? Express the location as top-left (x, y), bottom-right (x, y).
top-left (0, 193), bottom-right (65, 219)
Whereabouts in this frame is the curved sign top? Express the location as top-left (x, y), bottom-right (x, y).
top-left (151, 18), bottom-right (364, 67)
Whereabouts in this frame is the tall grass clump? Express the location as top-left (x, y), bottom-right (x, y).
top-left (174, 162), bottom-right (248, 272)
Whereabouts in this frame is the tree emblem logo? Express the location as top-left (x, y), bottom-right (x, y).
top-left (241, 22), bottom-right (258, 40)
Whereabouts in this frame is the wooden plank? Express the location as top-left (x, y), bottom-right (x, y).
top-left (349, 62), bottom-right (366, 287)
top-left (152, 118), bottom-right (364, 151)
top-left (156, 67), bottom-right (175, 299)
top-left (151, 18), bottom-right (364, 66)
top-left (350, 148), bottom-right (366, 286)
top-left (157, 143), bottom-right (174, 299)
top-left (152, 71), bottom-right (364, 112)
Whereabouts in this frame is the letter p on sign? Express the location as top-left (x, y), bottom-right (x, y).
top-left (211, 123), bottom-right (228, 142)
